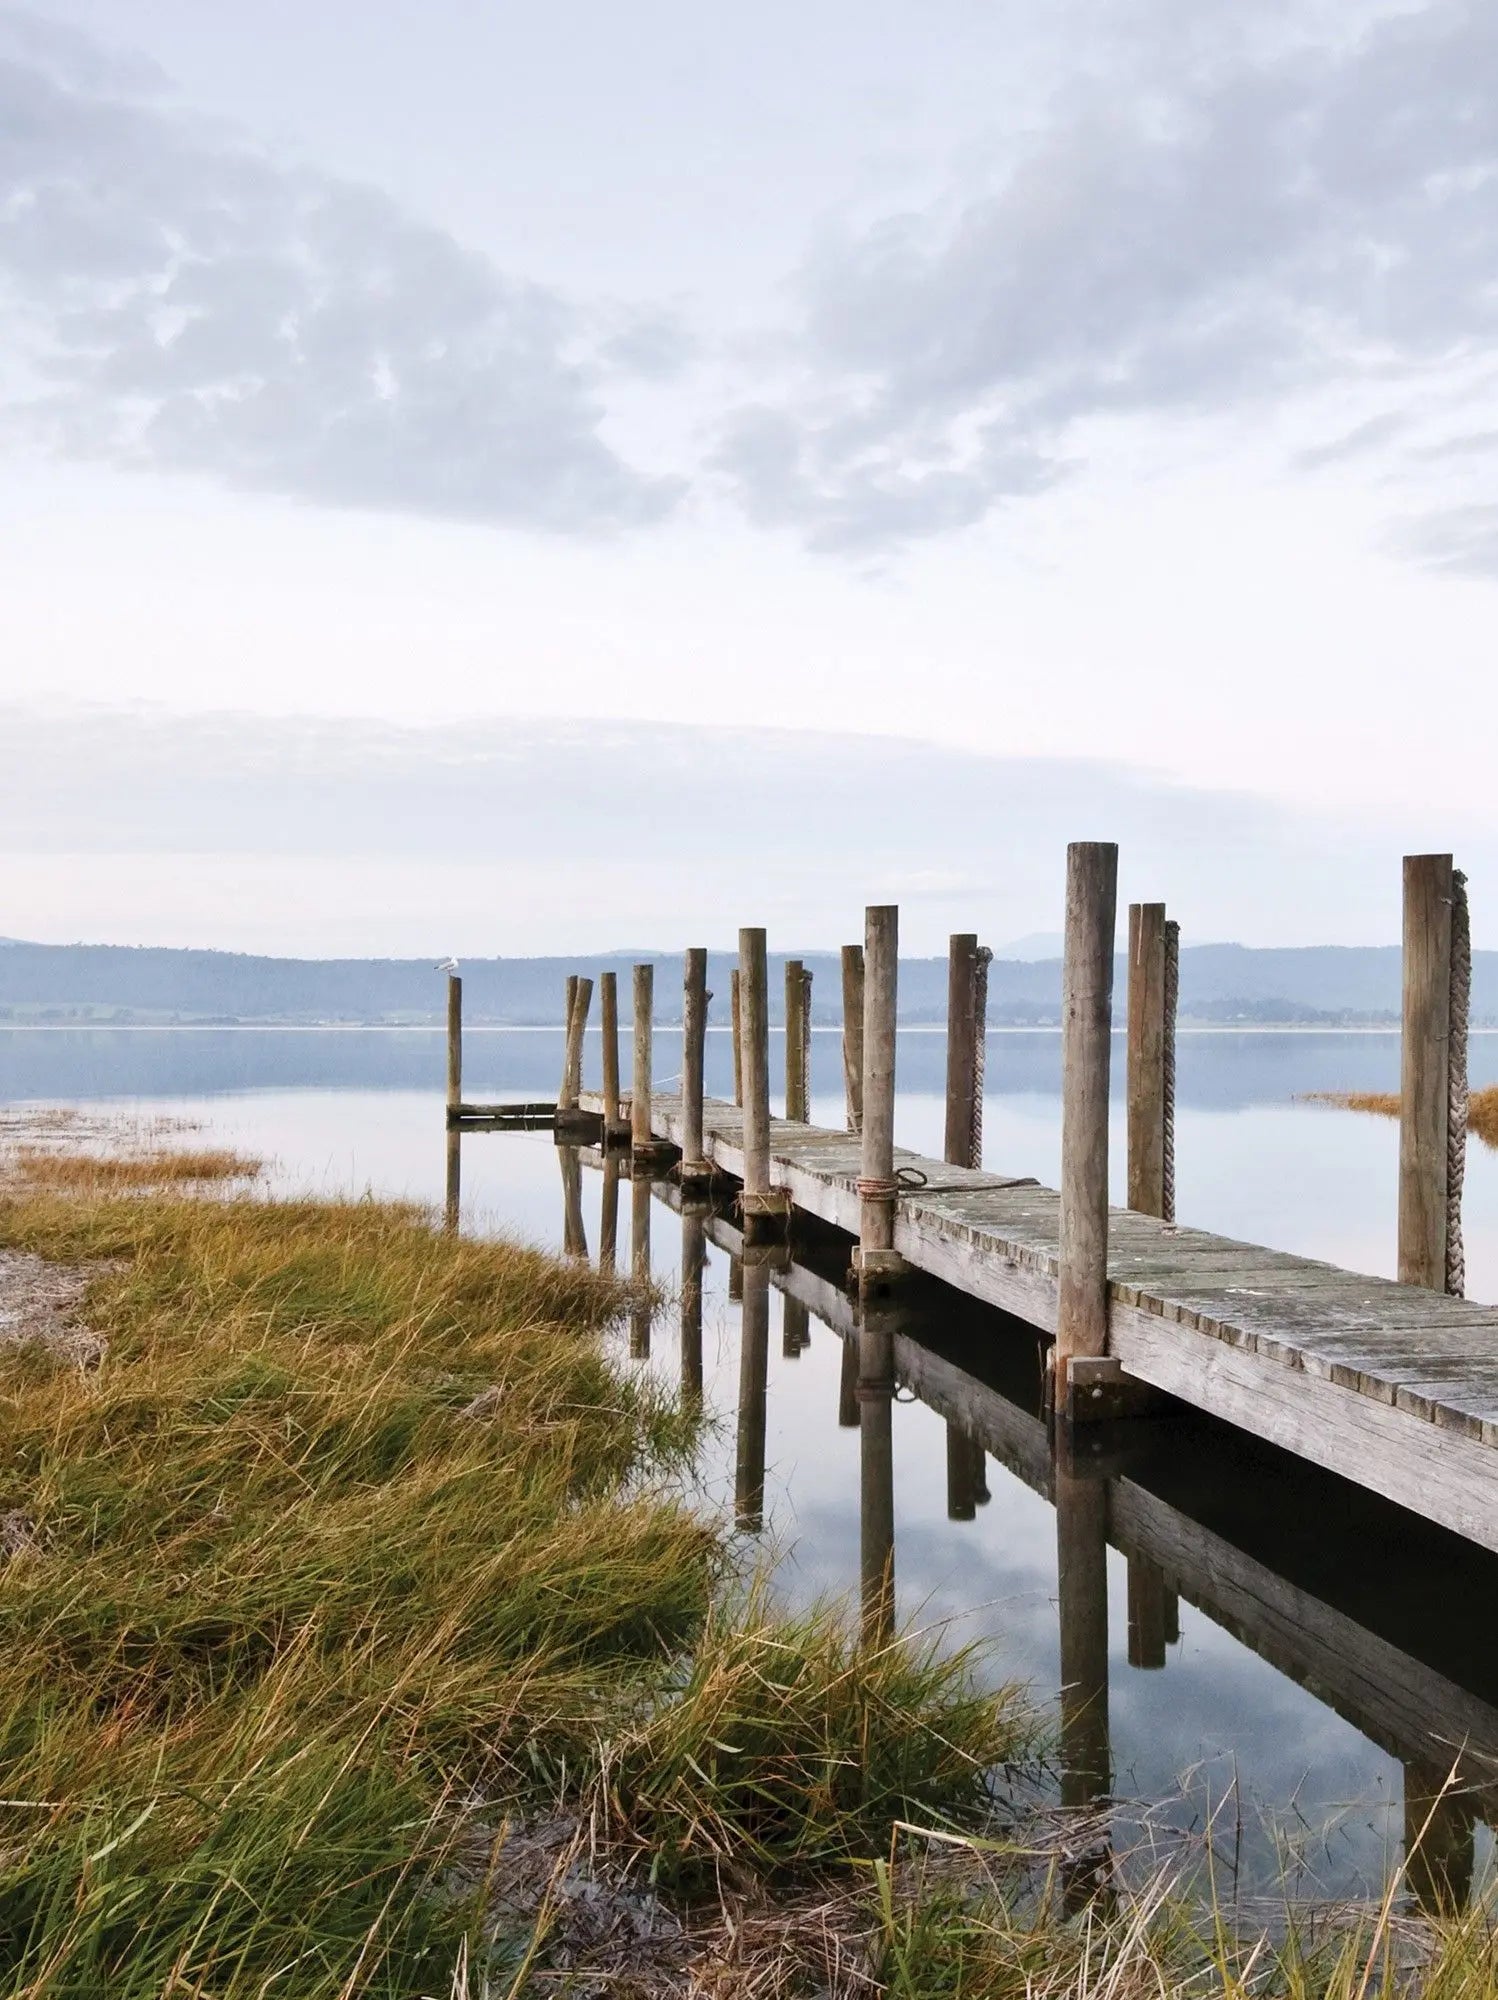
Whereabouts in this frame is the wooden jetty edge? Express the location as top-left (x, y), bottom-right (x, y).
top-left (580, 1084), bottom-right (1498, 1557)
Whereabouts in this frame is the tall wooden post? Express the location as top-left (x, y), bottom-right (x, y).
top-left (1057, 844), bottom-right (1118, 1402)
top-left (859, 1305), bottom-right (896, 1648)
top-left (443, 1125), bottom-right (460, 1233)
top-left (856, 906), bottom-right (903, 1291)
top-left (730, 968), bottom-right (744, 1108)
top-left (943, 934), bottom-right (986, 1170)
top-left (562, 975), bottom-right (593, 1111)
top-left (681, 947), bottom-right (710, 1189)
top-left (1401, 854), bottom-right (1454, 1292)
top-left (841, 944), bottom-right (865, 1134)
top-left (445, 974), bottom-right (463, 1122)
top-left (785, 958), bottom-right (809, 1122)
top-left (736, 1257), bottom-right (770, 1532)
top-left (679, 1206), bottom-right (705, 1415)
top-left (600, 970), bottom-right (626, 1146)
top-left (631, 962), bottom-right (654, 1155)
top-left (1126, 904), bottom-right (1168, 1217)
top-left (629, 1170), bottom-right (652, 1358)
top-left (739, 928), bottom-right (787, 1241)
top-left (559, 974), bottom-right (579, 1108)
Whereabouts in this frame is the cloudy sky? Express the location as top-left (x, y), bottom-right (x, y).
top-left (4, 0), bottom-right (1497, 953)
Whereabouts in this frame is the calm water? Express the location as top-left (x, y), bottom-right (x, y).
top-left (8, 1023), bottom-right (1498, 1909)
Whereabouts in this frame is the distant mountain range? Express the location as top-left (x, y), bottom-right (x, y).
top-left (0, 938), bottom-right (1491, 1027)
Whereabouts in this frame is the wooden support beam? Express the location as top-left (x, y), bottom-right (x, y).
top-left (445, 973), bottom-right (463, 1122)
top-left (785, 958), bottom-right (810, 1123)
top-left (856, 905), bottom-right (905, 1291)
top-left (739, 927), bottom-right (788, 1241)
top-left (859, 1307), bottom-right (896, 1648)
top-left (599, 970), bottom-right (627, 1145)
top-left (1401, 854), bottom-right (1454, 1291)
top-left (841, 944), bottom-right (865, 1135)
top-left (681, 947), bottom-right (711, 1188)
top-left (1126, 903), bottom-right (1168, 1217)
top-left (443, 1124), bottom-right (460, 1234)
top-left (1058, 843), bottom-right (1119, 1399)
top-left (736, 1257), bottom-right (771, 1531)
top-left (730, 967), bottom-right (744, 1108)
top-left (631, 962), bottom-right (654, 1156)
top-left (944, 933), bottom-right (984, 1170)
top-left (559, 975), bottom-right (579, 1109)
top-left (562, 975), bottom-right (592, 1113)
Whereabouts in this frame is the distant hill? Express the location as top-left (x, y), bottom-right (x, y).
top-left (0, 938), bottom-right (1490, 1027)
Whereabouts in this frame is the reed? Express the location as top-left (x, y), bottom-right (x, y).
top-left (1303, 1086), bottom-right (1498, 1148)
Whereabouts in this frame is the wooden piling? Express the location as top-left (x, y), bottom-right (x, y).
top-left (680, 1206), bottom-right (705, 1414)
top-left (841, 944), bottom-right (865, 1135)
top-left (681, 947), bottom-right (710, 1186)
top-left (785, 959), bottom-right (810, 1123)
top-left (1057, 844), bottom-right (1118, 1398)
top-left (857, 906), bottom-right (904, 1290)
top-left (859, 1306), bottom-right (897, 1647)
top-left (739, 928), bottom-right (788, 1241)
top-left (445, 974), bottom-right (462, 1122)
top-left (563, 975), bottom-right (593, 1111)
top-left (736, 1258), bottom-right (771, 1531)
top-left (559, 975), bottom-right (579, 1108)
top-left (1400, 854), bottom-right (1455, 1291)
top-left (631, 962), bottom-right (654, 1155)
top-left (731, 968), bottom-right (744, 1108)
top-left (443, 1124), bottom-right (460, 1233)
top-left (943, 934), bottom-right (984, 1170)
top-left (1127, 904), bottom-right (1168, 1217)
top-left (599, 970), bottom-right (626, 1145)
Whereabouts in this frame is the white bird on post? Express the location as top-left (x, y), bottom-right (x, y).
top-left (436, 956), bottom-right (459, 974)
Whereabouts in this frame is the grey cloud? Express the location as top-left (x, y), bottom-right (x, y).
top-left (1394, 503), bottom-right (1498, 577)
top-left (1291, 413), bottom-right (1408, 471)
top-left (0, 8), bottom-right (681, 532)
top-left (721, 2), bottom-right (1498, 549)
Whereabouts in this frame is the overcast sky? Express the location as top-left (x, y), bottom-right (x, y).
top-left (4, 0), bottom-right (1496, 953)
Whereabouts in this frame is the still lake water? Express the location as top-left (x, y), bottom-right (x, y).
top-left (8, 1023), bottom-right (1498, 1908)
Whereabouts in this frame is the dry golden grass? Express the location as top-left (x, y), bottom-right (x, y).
top-left (1303, 1086), bottom-right (1498, 1149)
top-left (10, 1144), bottom-right (262, 1191)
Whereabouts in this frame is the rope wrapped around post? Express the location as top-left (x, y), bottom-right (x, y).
top-left (1447, 871), bottom-right (1470, 1298)
top-left (968, 945), bottom-right (992, 1171)
top-left (1162, 918), bottom-right (1179, 1226)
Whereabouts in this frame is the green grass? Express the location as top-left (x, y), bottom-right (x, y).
top-left (0, 1183), bottom-right (1030, 1996)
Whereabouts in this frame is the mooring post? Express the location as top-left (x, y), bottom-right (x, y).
top-left (1400, 854), bottom-right (1467, 1294)
top-left (559, 975), bottom-right (579, 1108)
top-left (629, 1170), bottom-right (652, 1358)
top-left (785, 958), bottom-right (808, 1122)
top-left (631, 962), bottom-right (654, 1156)
top-left (599, 970), bottom-right (627, 1146)
top-left (443, 1125), bottom-right (460, 1233)
top-left (739, 927), bottom-right (788, 1242)
top-left (859, 1303), bottom-right (897, 1648)
top-left (841, 944), bottom-right (865, 1134)
top-left (679, 1206), bottom-right (705, 1415)
top-left (730, 967), bottom-right (744, 1108)
top-left (446, 973), bottom-right (463, 1122)
top-left (856, 905), bottom-right (905, 1293)
top-left (943, 933), bottom-right (989, 1170)
top-left (1126, 904), bottom-right (1170, 1217)
top-left (1057, 843), bottom-right (1119, 1415)
top-left (564, 975), bottom-right (593, 1110)
top-left (681, 947), bottom-right (711, 1191)
top-left (735, 1257), bottom-right (771, 1532)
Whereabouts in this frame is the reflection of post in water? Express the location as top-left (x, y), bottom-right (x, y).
top-left (945, 1421), bottom-right (987, 1521)
top-left (558, 1145), bottom-right (588, 1261)
top-left (443, 1125), bottom-right (461, 1234)
top-left (735, 1257), bottom-right (771, 1531)
top-left (1125, 1556), bottom-right (1168, 1670)
top-left (782, 1295), bottom-right (810, 1358)
top-left (1404, 1757), bottom-right (1475, 1916)
top-left (628, 1170), bottom-right (652, 1358)
top-left (727, 1254), bottom-right (743, 1303)
top-left (837, 1334), bottom-right (859, 1429)
top-left (1055, 1460), bottom-right (1112, 1902)
top-left (598, 1153), bottom-right (621, 1276)
top-left (679, 1205), bottom-right (705, 1414)
top-left (859, 1306), bottom-right (896, 1648)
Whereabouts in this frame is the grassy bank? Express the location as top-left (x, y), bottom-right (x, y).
top-left (0, 1156), bottom-right (1028, 1995)
top-left (1304, 1085), bottom-right (1498, 1148)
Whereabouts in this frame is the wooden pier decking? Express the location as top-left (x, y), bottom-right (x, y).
top-left (581, 1088), bottom-right (1498, 1557)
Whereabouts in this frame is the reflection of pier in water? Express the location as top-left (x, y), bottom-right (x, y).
top-left (652, 1174), bottom-right (1495, 1910)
